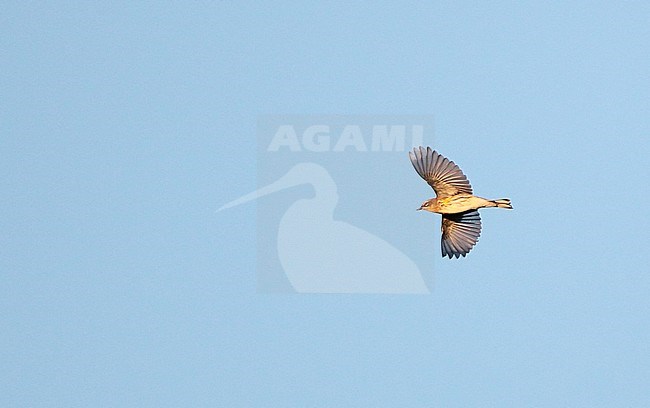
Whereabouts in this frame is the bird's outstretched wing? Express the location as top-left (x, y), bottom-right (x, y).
top-left (441, 210), bottom-right (481, 259)
top-left (409, 147), bottom-right (473, 198)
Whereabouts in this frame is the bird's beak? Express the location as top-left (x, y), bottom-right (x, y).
top-left (217, 169), bottom-right (299, 212)
top-left (416, 207), bottom-right (422, 211)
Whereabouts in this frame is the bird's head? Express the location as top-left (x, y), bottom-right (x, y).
top-left (417, 198), bottom-right (437, 212)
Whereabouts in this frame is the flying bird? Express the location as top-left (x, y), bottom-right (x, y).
top-left (409, 147), bottom-right (512, 259)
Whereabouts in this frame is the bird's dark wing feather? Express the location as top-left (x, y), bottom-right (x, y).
top-left (441, 210), bottom-right (481, 259)
top-left (409, 147), bottom-right (473, 198)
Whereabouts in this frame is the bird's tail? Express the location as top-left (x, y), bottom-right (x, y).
top-left (491, 198), bottom-right (513, 209)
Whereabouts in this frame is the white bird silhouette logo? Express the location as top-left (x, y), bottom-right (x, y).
top-left (219, 162), bottom-right (429, 293)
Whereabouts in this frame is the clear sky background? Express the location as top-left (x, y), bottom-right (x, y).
top-left (2, 2), bottom-right (650, 407)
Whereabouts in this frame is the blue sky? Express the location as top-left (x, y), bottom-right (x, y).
top-left (2, 2), bottom-right (649, 406)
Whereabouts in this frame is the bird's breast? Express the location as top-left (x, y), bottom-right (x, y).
top-left (435, 194), bottom-right (480, 214)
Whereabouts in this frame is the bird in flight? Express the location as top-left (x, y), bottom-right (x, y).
top-left (409, 146), bottom-right (512, 259)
